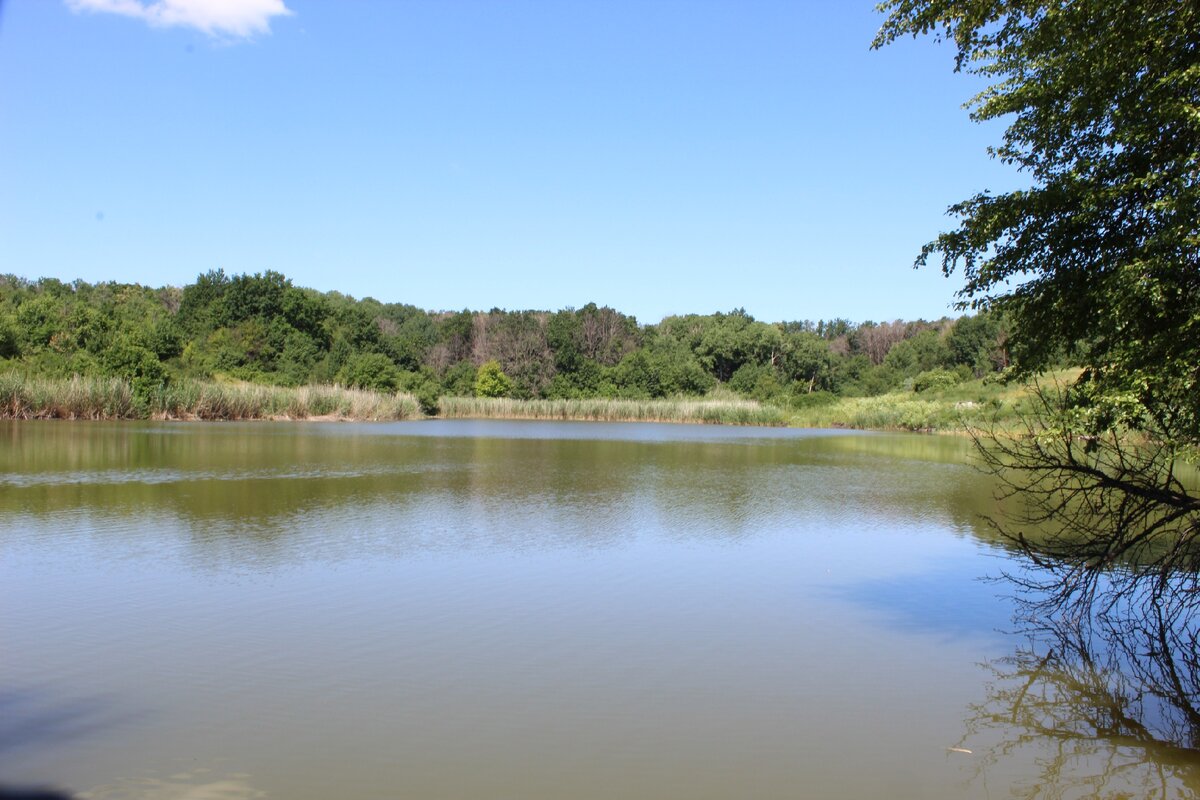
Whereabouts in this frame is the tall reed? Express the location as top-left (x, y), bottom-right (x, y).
top-left (0, 372), bottom-right (139, 419)
top-left (0, 372), bottom-right (421, 421)
top-left (437, 395), bottom-right (787, 426)
top-left (152, 380), bottom-right (421, 420)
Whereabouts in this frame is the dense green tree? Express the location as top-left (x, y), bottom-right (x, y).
top-left (440, 360), bottom-right (477, 396)
top-left (220, 270), bottom-right (288, 324)
top-left (277, 330), bottom-right (322, 386)
top-left (544, 358), bottom-right (603, 399)
top-left (711, 311), bottom-right (780, 382)
top-left (875, 0), bottom-right (1199, 435)
top-left (668, 309), bottom-right (782, 382)
top-left (281, 286), bottom-right (331, 345)
top-left (882, 329), bottom-right (951, 378)
top-left (779, 331), bottom-right (833, 393)
top-left (316, 335), bottom-right (355, 384)
top-left (177, 269), bottom-right (229, 334)
top-left (946, 312), bottom-right (1006, 377)
top-left (15, 292), bottom-right (67, 351)
top-left (607, 350), bottom-right (662, 398)
top-left (607, 338), bottom-right (713, 398)
top-left (546, 309), bottom-right (584, 373)
top-left (327, 303), bottom-right (381, 351)
top-left (381, 312), bottom-right (438, 371)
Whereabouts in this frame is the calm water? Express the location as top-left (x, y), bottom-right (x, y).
top-left (1, 420), bottom-right (1196, 799)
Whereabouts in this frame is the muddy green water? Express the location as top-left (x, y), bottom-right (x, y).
top-left (0, 420), bottom-right (1196, 799)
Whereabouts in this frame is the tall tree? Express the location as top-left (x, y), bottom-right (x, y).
top-left (875, 0), bottom-right (1199, 431)
top-left (874, 0), bottom-right (1200, 618)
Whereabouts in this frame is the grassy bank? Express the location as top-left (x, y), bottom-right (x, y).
top-left (0, 373), bottom-right (421, 421)
top-left (784, 375), bottom-right (1070, 432)
top-left (788, 393), bottom-right (987, 432)
top-left (437, 395), bottom-right (788, 426)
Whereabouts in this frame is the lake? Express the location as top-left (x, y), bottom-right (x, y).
top-left (1, 420), bottom-right (1196, 799)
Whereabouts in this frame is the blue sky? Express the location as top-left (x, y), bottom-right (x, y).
top-left (0, 1), bottom-right (1018, 324)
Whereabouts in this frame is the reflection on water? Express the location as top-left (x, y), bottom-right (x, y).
top-left (0, 421), bottom-right (1005, 560)
top-left (960, 606), bottom-right (1200, 799)
top-left (1, 420), bottom-right (1194, 799)
top-left (79, 770), bottom-right (266, 800)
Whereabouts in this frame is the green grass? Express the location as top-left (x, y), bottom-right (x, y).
top-left (785, 372), bottom-right (1078, 432)
top-left (437, 395), bottom-right (788, 426)
top-left (0, 372), bottom-right (421, 421)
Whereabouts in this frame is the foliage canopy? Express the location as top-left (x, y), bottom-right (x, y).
top-left (875, 0), bottom-right (1199, 441)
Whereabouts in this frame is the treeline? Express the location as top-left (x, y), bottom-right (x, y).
top-left (0, 270), bottom-right (1011, 411)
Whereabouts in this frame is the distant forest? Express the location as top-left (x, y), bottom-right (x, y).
top-left (0, 270), bottom-right (1013, 407)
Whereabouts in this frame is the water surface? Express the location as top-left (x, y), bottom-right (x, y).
top-left (1, 420), bottom-right (1195, 799)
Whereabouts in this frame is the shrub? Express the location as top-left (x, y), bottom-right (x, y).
top-left (788, 390), bottom-right (837, 410)
top-left (415, 382), bottom-right (440, 416)
top-left (102, 336), bottom-right (169, 402)
top-left (912, 368), bottom-right (962, 393)
top-left (474, 360), bottom-right (513, 398)
top-left (336, 352), bottom-right (400, 392)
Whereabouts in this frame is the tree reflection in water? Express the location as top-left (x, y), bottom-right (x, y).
top-left (963, 602), bottom-right (1200, 798)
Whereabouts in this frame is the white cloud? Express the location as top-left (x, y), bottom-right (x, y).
top-left (66, 0), bottom-right (293, 38)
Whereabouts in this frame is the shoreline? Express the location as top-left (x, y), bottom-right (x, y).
top-left (0, 412), bottom-right (961, 433)
top-left (2, 373), bottom-right (1029, 433)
